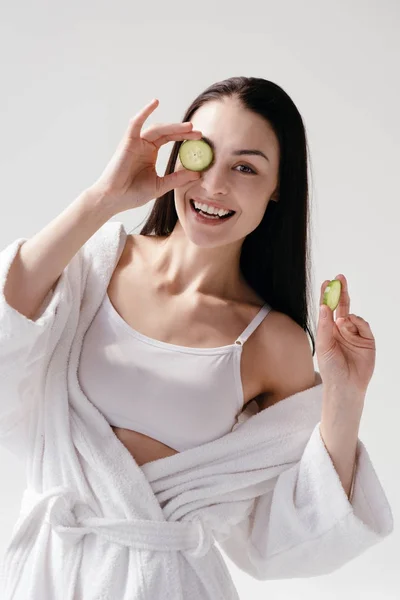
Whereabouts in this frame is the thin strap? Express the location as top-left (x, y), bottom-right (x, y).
top-left (235, 303), bottom-right (272, 346)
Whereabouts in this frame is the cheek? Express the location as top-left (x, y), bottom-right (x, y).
top-left (239, 187), bottom-right (269, 217)
top-left (245, 209), bottom-right (266, 230)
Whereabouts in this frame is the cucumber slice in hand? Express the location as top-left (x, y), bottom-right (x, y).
top-left (179, 139), bottom-right (213, 172)
top-left (322, 279), bottom-right (342, 311)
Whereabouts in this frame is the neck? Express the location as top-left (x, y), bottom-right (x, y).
top-left (149, 224), bottom-right (245, 301)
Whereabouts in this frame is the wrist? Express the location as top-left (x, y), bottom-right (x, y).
top-left (321, 387), bottom-right (362, 447)
top-left (82, 186), bottom-right (116, 222)
top-left (322, 385), bottom-right (365, 418)
top-left (323, 381), bottom-right (367, 399)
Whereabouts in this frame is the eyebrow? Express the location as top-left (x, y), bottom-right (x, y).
top-left (200, 135), bottom-right (270, 163)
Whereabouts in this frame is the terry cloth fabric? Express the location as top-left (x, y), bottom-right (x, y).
top-left (0, 221), bottom-right (394, 599)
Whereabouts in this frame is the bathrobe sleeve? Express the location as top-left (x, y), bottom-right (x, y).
top-left (0, 236), bottom-right (79, 459)
top-left (215, 422), bottom-right (394, 580)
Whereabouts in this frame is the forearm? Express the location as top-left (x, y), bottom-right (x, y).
top-left (319, 388), bottom-right (364, 501)
top-left (3, 187), bottom-right (113, 321)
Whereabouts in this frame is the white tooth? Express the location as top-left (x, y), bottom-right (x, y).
top-left (193, 200), bottom-right (231, 216)
top-left (204, 204), bottom-right (221, 215)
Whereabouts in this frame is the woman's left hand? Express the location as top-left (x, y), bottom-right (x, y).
top-left (316, 274), bottom-right (376, 397)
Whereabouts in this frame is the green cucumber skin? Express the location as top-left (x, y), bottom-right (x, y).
top-left (179, 140), bottom-right (213, 172)
top-left (322, 279), bottom-right (342, 311)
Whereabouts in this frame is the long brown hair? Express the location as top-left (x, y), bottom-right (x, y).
top-left (135, 76), bottom-right (316, 356)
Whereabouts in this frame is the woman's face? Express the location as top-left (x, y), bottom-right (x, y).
top-left (173, 97), bottom-right (280, 248)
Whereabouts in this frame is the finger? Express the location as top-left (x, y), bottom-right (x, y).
top-left (334, 273), bottom-right (350, 320)
top-left (153, 130), bottom-right (203, 150)
top-left (142, 122), bottom-right (196, 143)
top-left (128, 99), bottom-right (160, 137)
top-left (319, 280), bottom-right (331, 307)
top-left (336, 315), bottom-right (358, 333)
top-left (337, 314), bottom-right (373, 339)
top-left (156, 168), bottom-right (201, 197)
top-left (348, 314), bottom-right (375, 339)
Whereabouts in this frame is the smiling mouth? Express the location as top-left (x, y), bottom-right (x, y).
top-left (189, 199), bottom-right (236, 220)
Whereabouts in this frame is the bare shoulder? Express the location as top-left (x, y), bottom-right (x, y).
top-left (255, 310), bottom-right (317, 411)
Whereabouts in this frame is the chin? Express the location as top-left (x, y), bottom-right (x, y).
top-left (177, 215), bottom-right (237, 250)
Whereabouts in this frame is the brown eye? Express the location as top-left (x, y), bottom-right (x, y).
top-left (235, 165), bottom-right (256, 175)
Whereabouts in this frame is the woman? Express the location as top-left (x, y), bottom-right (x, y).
top-left (99, 77), bottom-right (317, 466)
top-left (0, 76), bottom-right (392, 599)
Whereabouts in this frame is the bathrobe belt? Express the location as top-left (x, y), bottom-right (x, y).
top-left (15, 486), bottom-right (214, 558)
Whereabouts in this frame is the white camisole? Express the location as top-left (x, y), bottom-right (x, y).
top-left (78, 293), bottom-right (272, 451)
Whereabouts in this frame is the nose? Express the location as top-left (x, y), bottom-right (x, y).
top-left (200, 163), bottom-right (229, 197)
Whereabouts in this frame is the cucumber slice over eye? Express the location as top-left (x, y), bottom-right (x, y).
top-left (178, 139), bottom-right (213, 172)
top-left (322, 279), bottom-right (342, 311)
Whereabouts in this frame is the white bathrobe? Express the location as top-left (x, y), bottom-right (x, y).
top-left (0, 221), bottom-right (393, 600)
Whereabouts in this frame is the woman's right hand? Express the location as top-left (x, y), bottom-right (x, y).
top-left (89, 99), bottom-right (203, 215)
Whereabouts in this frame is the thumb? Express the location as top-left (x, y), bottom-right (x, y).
top-left (157, 169), bottom-right (201, 196)
top-left (318, 304), bottom-right (334, 348)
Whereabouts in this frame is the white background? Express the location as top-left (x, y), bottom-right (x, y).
top-left (0, 0), bottom-right (399, 598)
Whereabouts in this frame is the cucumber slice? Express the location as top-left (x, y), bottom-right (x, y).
top-left (322, 279), bottom-right (342, 311)
top-left (179, 139), bottom-right (213, 172)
